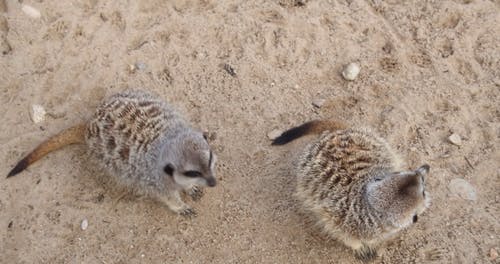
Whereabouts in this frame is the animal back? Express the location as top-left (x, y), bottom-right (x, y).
top-left (85, 91), bottom-right (184, 173)
top-left (297, 129), bottom-right (399, 202)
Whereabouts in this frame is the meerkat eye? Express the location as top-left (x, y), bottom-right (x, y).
top-left (163, 164), bottom-right (174, 176)
top-left (202, 132), bottom-right (209, 141)
top-left (184, 171), bottom-right (202, 178)
top-left (374, 177), bottom-right (383, 182)
top-left (412, 214), bottom-right (418, 223)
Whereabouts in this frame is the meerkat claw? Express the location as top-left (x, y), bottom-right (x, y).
top-left (179, 207), bottom-right (197, 218)
top-left (188, 186), bottom-right (204, 201)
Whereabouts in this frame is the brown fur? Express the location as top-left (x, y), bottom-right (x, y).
top-left (7, 123), bottom-right (86, 177)
top-left (272, 120), bottom-right (346, 145)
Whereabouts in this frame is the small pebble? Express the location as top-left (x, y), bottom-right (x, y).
top-left (81, 218), bottom-right (88, 230)
top-left (448, 178), bottom-right (477, 201)
top-left (448, 133), bottom-right (462, 146)
top-left (223, 64), bottom-right (236, 77)
top-left (267, 129), bottom-right (284, 140)
top-left (342, 62), bottom-right (360, 81)
top-left (135, 62), bottom-right (146, 71)
top-left (490, 248), bottom-right (498, 260)
top-left (21, 4), bottom-right (41, 19)
top-left (30, 104), bottom-right (46, 124)
top-left (312, 98), bottom-right (326, 108)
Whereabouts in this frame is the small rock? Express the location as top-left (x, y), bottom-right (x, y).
top-left (30, 104), bottom-right (46, 124)
top-left (342, 62), bottom-right (360, 81)
top-left (448, 178), bottom-right (477, 201)
top-left (448, 133), bottom-right (462, 146)
top-left (128, 64), bottom-right (136, 73)
top-left (490, 248), bottom-right (498, 261)
top-left (135, 62), bottom-right (146, 71)
top-left (312, 98), bottom-right (326, 108)
top-left (267, 129), bottom-right (284, 140)
top-left (223, 64), bottom-right (236, 77)
top-left (81, 218), bottom-right (88, 230)
top-left (21, 4), bottom-right (41, 19)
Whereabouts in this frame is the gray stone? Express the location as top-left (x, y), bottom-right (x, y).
top-left (312, 98), bottom-right (326, 108)
top-left (342, 62), bottom-right (360, 81)
top-left (448, 178), bottom-right (477, 201)
top-left (448, 133), bottom-right (462, 146)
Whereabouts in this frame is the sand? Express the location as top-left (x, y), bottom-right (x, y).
top-left (1, 0), bottom-right (499, 263)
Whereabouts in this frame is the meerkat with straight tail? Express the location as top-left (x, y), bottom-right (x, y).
top-left (7, 90), bottom-right (217, 217)
top-left (272, 120), bottom-right (430, 261)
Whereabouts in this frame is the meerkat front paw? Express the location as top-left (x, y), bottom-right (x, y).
top-left (354, 245), bottom-right (377, 262)
top-left (179, 207), bottom-right (197, 218)
top-left (160, 192), bottom-right (196, 218)
top-left (188, 186), bottom-right (204, 201)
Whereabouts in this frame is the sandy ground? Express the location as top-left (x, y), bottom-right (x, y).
top-left (1, 0), bottom-right (499, 263)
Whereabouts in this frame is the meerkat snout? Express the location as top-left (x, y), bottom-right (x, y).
top-left (162, 132), bottom-right (217, 189)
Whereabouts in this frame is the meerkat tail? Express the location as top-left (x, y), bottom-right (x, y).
top-left (271, 120), bottom-right (347, 145)
top-left (7, 123), bottom-right (86, 178)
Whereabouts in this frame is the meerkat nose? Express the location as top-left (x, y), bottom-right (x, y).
top-left (207, 177), bottom-right (217, 187)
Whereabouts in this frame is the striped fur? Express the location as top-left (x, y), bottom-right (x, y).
top-left (287, 124), bottom-right (430, 261)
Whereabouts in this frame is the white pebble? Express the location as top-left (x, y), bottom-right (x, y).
top-left (267, 129), bottom-right (284, 140)
top-left (128, 64), bottom-right (136, 72)
top-left (81, 218), bottom-right (88, 230)
top-left (448, 133), bottom-right (462, 146)
top-left (448, 178), bottom-right (477, 201)
top-left (312, 98), bottom-right (326, 108)
top-left (30, 104), bottom-right (46, 124)
top-left (342, 62), bottom-right (360, 81)
top-left (21, 4), bottom-right (41, 19)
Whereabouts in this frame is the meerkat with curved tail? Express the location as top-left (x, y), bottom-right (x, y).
top-left (7, 90), bottom-right (216, 217)
top-left (272, 120), bottom-right (430, 261)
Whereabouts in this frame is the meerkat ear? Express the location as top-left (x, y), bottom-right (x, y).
top-left (163, 164), bottom-right (174, 176)
top-left (416, 164), bottom-right (430, 176)
top-left (398, 174), bottom-right (422, 196)
top-left (202, 131), bottom-right (209, 141)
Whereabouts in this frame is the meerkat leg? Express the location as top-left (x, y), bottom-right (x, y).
top-left (343, 237), bottom-right (377, 261)
top-left (187, 185), bottom-right (204, 201)
top-left (160, 190), bottom-right (196, 218)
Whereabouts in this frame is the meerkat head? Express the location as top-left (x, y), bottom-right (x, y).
top-left (161, 131), bottom-right (217, 189)
top-left (366, 164), bottom-right (430, 228)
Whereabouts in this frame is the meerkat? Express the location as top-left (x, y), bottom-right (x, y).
top-left (272, 120), bottom-right (430, 261)
top-left (7, 90), bottom-right (216, 217)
